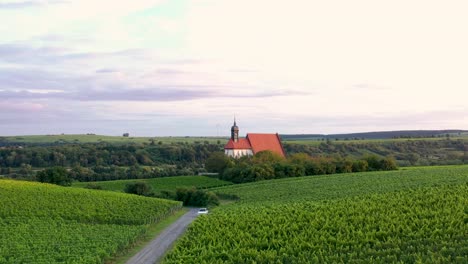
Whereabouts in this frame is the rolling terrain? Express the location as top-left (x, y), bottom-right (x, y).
top-left (0, 134), bottom-right (225, 145)
top-left (164, 166), bottom-right (468, 263)
top-left (0, 180), bottom-right (182, 263)
top-left (73, 175), bottom-right (232, 194)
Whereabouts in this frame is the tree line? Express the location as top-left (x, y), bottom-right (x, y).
top-left (1, 138), bottom-right (467, 182)
top-left (0, 142), bottom-right (222, 168)
top-left (284, 139), bottom-right (468, 166)
top-left (206, 151), bottom-right (398, 183)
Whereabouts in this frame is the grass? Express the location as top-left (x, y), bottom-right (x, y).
top-left (73, 176), bottom-right (233, 194)
top-left (108, 207), bottom-right (190, 264)
top-left (283, 136), bottom-right (468, 145)
top-left (1, 134), bottom-right (226, 145)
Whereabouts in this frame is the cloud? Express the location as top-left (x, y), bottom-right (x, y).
top-left (0, 101), bottom-right (45, 111)
top-left (0, 0), bottom-right (68, 9)
top-left (96, 68), bottom-right (119, 74)
top-left (0, 43), bottom-right (306, 103)
top-left (352, 83), bottom-right (391, 91)
top-left (0, 86), bottom-right (302, 102)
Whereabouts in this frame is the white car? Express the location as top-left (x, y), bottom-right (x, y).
top-left (198, 208), bottom-right (209, 214)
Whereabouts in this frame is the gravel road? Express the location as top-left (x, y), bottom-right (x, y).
top-left (126, 208), bottom-right (199, 264)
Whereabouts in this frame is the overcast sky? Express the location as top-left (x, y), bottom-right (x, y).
top-left (1, 0), bottom-right (467, 136)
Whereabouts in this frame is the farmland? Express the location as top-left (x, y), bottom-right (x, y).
top-left (0, 134), bottom-right (225, 145)
top-left (212, 165), bottom-right (468, 204)
top-left (164, 166), bottom-right (468, 263)
top-left (73, 175), bottom-right (233, 194)
top-left (0, 180), bottom-right (182, 263)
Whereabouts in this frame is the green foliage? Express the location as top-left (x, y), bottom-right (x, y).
top-left (73, 175), bottom-right (232, 195)
top-left (84, 183), bottom-right (103, 190)
top-left (205, 152), bottom-right (233, 174)
top-left (213, 165), bottom-right (468, 204)
top-left (283, 138), bottom-right (468, 166)
top-left (0, 180), bottom-right (182, 263)
top-left (0, 134), bottom-right (224, 145)
top-left (164, 166), bottom-right (468, 263)
top-left (0, 142), bottom-right (223, 180)
top-left (175, 187), bottom-right (220, 206)
top-left (251, 150), bottom-right (284, 164)
top-left (36, 166), bottom-right (71, 186)
top-left (221, 153), bottom-right (397, 183)
top-left (124, 182), bottom-right (154, 196)
top-left (165, 185), bottom-right (467, 263)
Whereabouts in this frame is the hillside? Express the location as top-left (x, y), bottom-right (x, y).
top-left (164, 166), bottom-right (468, 263)
top-left (211, 165), bottom-right (468, 204)
top-left (281, 129), bottom-right (468, 140)
top-left (0, 134), bottom-right (225, 146)
top-left (73, 175), bottom-right (233, 193)
top-left (0, 180), bottom-right (182, 263)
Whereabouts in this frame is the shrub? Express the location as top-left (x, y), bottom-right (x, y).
top-left (205, 152), bottom-right (233, 174)
top-left (36, 167), bottom-right (71, 186)
top-left (175, 187), bottom-right (219, 206)
top-left (124, 182), bottom-right (154, 196)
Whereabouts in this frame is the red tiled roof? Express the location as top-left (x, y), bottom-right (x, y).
top-left (224, 138), bottom-right (252, 149)
top-left (247, 133), bottom-right (286, 157)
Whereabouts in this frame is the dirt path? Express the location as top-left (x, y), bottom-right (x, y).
top-left (126, 208), bottom-right (199, 264)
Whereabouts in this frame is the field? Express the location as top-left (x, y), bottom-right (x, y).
top-left (72, 175), bottom-right (232, 193)
top-left (0, 134), bottom-right (225, 145)
top-left (4, 133), bottom-right (468, 146)
top-left (283, 136), bottom-right (468, 145)
top-left (164, 165), bottom-right (468, 263)
top-left (211, 166), bottom-right (468, 203)
top-left (0, 180), bottom-right (182, 263)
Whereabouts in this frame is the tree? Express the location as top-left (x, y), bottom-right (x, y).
top-left (18, 163), bottom-right (33, 178)
top-left (380, 157), bottom-right (398, 170)
top-left (205, 152), bottom-right (233, 174)
top-left (124, 182), bottom-right (153, 196)
top-left (175, 187), bottom-right (219, 206)
top-left (36, 167), bottom-right (71, 186)
top-left (252, 150), bottom-right (284, 164)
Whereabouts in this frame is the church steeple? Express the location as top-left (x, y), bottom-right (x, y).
top-left (231, 118), bottom-right (239, 142)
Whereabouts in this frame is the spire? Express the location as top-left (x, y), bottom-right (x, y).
top-left (231, 117), bottom-right (239, 142)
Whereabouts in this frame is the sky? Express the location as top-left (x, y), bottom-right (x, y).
top-left (1, 0), bottom-right (468, 136)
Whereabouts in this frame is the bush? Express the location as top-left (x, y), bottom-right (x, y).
top-left (124, 182), bottom-right (154, 196)
top-left (175, 187), bottom-right (219, 206)
top-left (36, 167), bottom-right (71, 186)
top-left (205, 152), bottom-right (233, 174)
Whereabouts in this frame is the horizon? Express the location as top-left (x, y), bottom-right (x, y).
top-left (3, 128), bottom-right (467, 138)
top-left (1, 0), bottom-right (468, 136)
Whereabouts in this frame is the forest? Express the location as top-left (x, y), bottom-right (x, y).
top-left (1, 137), bottom-right (467, 182)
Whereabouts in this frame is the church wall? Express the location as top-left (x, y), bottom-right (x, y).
top-left (225, 149), bottom-right (253, 158)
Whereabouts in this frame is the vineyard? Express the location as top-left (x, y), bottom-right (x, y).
top-left (73, 175), bottom-right (232, 194)
top-left (212, 165), bottom-right (468, 204)
top-left (0, 180), bottom-right (182, 263)
top-left (164, 166), bottom-right (468, 263)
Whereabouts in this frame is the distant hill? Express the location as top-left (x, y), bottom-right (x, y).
top-left (281, 130), bottom-right (468, 140)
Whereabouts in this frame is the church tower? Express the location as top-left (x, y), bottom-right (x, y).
top-left (231, 118), bottom-right (239, 142)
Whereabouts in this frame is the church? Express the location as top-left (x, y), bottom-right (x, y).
top-left (224, 120), bottom-right (286, 158)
